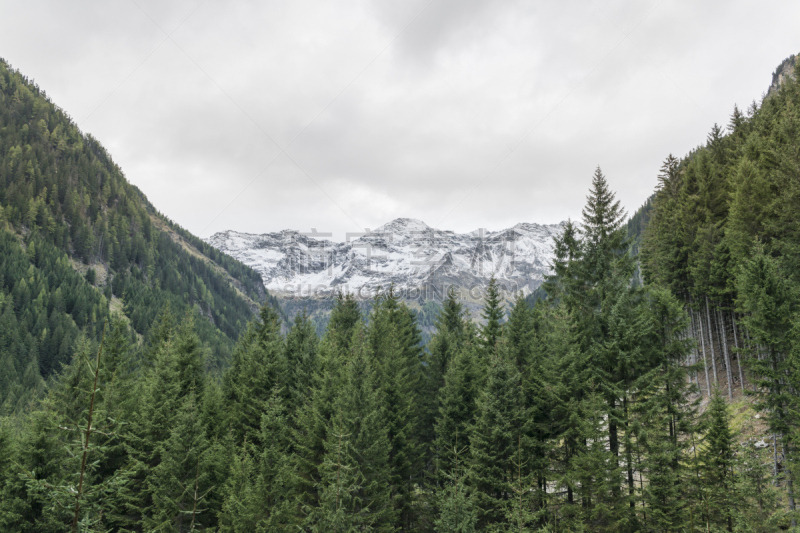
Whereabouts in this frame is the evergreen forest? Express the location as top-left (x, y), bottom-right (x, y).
top-left (3, 50), bottom-right (800, 532)
top-left (0, 57), bottom-right (281, 413)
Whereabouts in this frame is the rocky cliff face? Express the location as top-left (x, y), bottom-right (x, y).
top-left (207, 218), bottom-right (565, 300)
top-left (768, 54), bottom-right (797, 96)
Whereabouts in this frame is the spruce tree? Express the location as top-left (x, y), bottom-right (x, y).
top-left (543, 218), bottom-right (580, 303)
top-left (309, 323), bottom-right (395, 531)
top-left (732, 429), bottom-right (783, 532)
top-left (479, 277), bottom-right (504, 357)
top-left (224, 303), bottom-right (286, 445)
top-left (434, 343), bottom-right (482, 483)
top-left (285, 309), bottom-right (319, 417)
top-left (291, 293), bottom-right (363, 514)
top-left (219, 389), bottom-right (293, 532)
top-left (467, 341), bottom-right (524, 529)
top-left (426, 286), bottom-right (473, 400)
top-left (425, 287), bottom-right (474, 475)
top-left (736, 244), bottom-right (799, 521)
top-left (368, 286), bottom-right (425, 529)
top-left (700, 388), bottom-right (735, 531)
top-left (146, 389), bottom-right (213, 532)
top-left (435, 440), bottom-right (477, 533)
top-left (122, 311), bottom-right (208, 529)
top-left (563, 392), bottom-right (625, 532)
top-left (218, 446), bottom-right (263, 533)
top-left (578, 167), bottom-right (633, 495)
top-left (505, 293), bottom-right (533, 372)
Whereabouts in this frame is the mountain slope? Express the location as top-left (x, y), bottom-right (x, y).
top-left (207, 218), bottom-right (565, 299)
top-left (627, 52), bottom-right (800, 397)
top-left (0, 58), bottom-right (273, 409)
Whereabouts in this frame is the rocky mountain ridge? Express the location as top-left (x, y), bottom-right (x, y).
top-left (207, 218), bottom-right (565, 300)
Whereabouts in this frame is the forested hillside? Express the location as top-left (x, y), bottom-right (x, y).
top-left (0, 168), bottom-right (783, 532)
top-left (3, 52), bottom-right (800, 532)
top-left (638, 51), bottom-right (800, 526)
top-left (0, 58), bottom-right (278, 412)
top-left (642, 52), bottom-right (800, 400)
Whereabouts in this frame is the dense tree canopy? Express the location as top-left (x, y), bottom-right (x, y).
top-left (0, 57), bottom-right (281, 411)
top-left (3, 50), bottom-right (800, 533)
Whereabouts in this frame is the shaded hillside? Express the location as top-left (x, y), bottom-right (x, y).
top-left (0, 58), bottom-right (278, 409)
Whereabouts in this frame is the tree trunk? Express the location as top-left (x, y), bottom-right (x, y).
top-left (624, 396), bottom-right (635, 510)
top-left (717, 307), bottom-right (733, 399)
top-left (773, 435), bottom-right (779, 485)
top-left (689, 309), bottom-right (700, 386)
top-left (784, 439), bottom-right (798, 528)
top-left (732, 314), bottom-right (744, 392)
top-left (705, 297), bottom-right (718, 388)
top-left (697, 309), bottom-right (711, 397)
top-left (745, 330), bottom-right (757, 392)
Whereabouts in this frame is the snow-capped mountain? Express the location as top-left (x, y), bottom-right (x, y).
top-left (206, 218), bottom-right (565, 299)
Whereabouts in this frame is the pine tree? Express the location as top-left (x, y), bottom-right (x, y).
top-left (505, 293), bottom-right (533, 372)
top-left (542, 218), bottom-right (580, 302)
top-left (224, 303), bottom-right (286, 445)
top-left (435, 440), bottom-right (477, 533)
top-left (467, 342), bottom-right (524, 529)
top-left (122, 311), bottom-right (209, 529)
top-left (434, 343), bottom-right (482, 483)
top-left (285, 309), bottom-right (319, 417)
top-left (479, 277), bottom-right (504, 357)
top-left (291, 293), bottom-right (363, 514)
top-left (146, 389), bottom-right (213, 532)
top-left (700, 388), bottom-right (735, 531)
top-left (368, 286), bottom-right (425, 529)
top-left (309, 323), bottom-right (395, 531)
top-left (219, 389), bottom-right (293, 532)
top-left (736, 244), bottom-right (799, 522)
top-left (425, 287), bottom-right (474, 476)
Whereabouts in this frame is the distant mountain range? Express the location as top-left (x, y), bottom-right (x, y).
top-left (207, 218), bottom-right (565, 300)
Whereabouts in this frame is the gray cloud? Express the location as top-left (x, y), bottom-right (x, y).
top-left (2, 0), bottom-right (799, 240)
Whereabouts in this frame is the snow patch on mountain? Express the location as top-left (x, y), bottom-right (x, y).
top-left (206, 218), bottom-right (565, 299)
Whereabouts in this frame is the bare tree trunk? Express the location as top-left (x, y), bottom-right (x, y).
top-left (717, 307), bottom-right (733, 399)
top-left (732, 314), bottom-right (744, 392)
top-left (784, 439), bottom-right (798, 528)
top-left (773, 435), bottom-right (779, 485)
top-left (697, 309), bottom-right (711, 397)
top-left (705, 297), bottom-right (719, 388)
top-left (72, 324), bottom-right (106, 533)
top-left (690, 309), bottom-right (700, 387)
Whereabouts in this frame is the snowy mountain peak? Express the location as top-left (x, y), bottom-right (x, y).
top-left (374, 217), bottom-right (431, 233)
top-left (206, 219), bottom-right (564, 299)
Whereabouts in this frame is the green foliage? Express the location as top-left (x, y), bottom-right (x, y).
top-left (223, 303), bottom-right (286, 445)
top-left (700, 388), bottom-right (736, 530)
top-left (0, 57), bottom-right (271, 405)
top-left (435, 443), bottom-right (477, 533)
top-left (479, 277), bottom-right (504, 356)
top-left (368, 286), bottom-right (426, 529)
top-left (434, 343), bottom-right (482, 483)
top-left (467, 345), bottom-right (524, 528)
top-left (4, 52), bottom-right (800, 533)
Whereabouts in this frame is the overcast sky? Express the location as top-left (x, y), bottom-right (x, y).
top-left (2, 0), bottom-right (798, 240)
